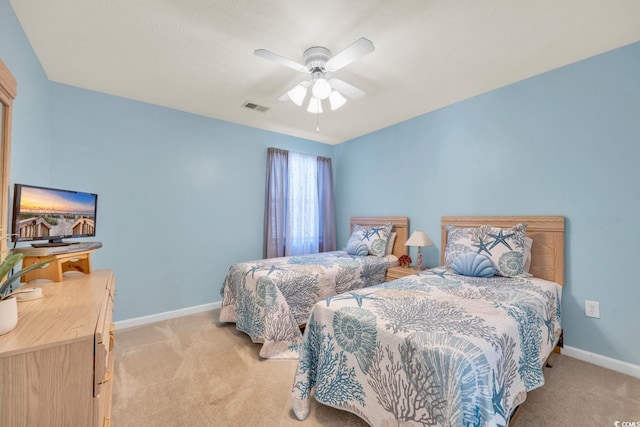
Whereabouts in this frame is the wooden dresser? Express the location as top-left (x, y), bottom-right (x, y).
top-left (0, 270), bottom-right (115, 427)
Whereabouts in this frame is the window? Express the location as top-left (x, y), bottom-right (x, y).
top-left (264, 148), bottom-right (336, 258)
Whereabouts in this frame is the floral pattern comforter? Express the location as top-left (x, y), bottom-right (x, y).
top-left (219, 251), bottom-right (397, 359)
top-left (291, 268), bottom-right (562, 426)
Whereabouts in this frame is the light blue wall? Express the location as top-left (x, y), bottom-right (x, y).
top-left (48, 84), bottom-right (333, 321)
top-left (335, 41), bottom-right (640, 366)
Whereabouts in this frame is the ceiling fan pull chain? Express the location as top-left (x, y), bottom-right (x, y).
top-left (316, 110), bottom-right (320, 133)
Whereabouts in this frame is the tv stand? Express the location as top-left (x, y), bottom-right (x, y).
top-left (20, 250), bottom-right (95, 283)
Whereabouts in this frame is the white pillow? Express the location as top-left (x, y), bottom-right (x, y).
top-left (385, 232), bottom-right (397, 255)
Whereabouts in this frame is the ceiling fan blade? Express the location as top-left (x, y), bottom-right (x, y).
top-left (325, 37), bottom-right (375, 72)
top-left (329, 78), bottom-right (366, 100)
top-left (254, 49), bottom-right (308, 73)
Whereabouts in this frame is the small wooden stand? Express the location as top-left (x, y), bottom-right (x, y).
top-left (20, 250), bottom-right (95, 283)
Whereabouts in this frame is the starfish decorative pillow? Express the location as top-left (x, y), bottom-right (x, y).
top-left (347, 222), bottom-right (393, 257)
top-left (444, 223), bottom-right (528, 277)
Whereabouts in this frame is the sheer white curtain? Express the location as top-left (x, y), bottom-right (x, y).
top-left (286, 152), bottom-right (319, 255)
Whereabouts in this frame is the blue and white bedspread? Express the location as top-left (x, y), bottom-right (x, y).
top-left (219, 251), bottom-right (397, 359)
top-left (291, 268), bottom-right (562, 426)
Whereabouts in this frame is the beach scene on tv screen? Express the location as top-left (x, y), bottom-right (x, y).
top-left (17, 187), bottom-right (96, 240)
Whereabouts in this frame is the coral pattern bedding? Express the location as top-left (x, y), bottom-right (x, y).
top-left (219, 251), bottom-right (398, 359)
top-left (291, 268), bottom-right (562, 426)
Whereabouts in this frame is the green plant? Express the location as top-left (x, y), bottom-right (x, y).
top-left (0, 251), bottom-right (49, 301)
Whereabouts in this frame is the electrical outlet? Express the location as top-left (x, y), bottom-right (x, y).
top-left (585, 300), bottom-right (600, 318)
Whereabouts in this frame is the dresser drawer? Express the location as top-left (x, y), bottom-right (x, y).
top-left (97, 329), bottom-right (115, 427)
top-left (94, 290), bottom-right (114, 397)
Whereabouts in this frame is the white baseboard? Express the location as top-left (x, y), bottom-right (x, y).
top-left (114, 301), bottom-right (221, 330)
top-left (562, 345), bottom-right (640, 379)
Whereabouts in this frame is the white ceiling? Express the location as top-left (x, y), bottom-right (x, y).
top-left (9, 0), bottom-right (640, 145)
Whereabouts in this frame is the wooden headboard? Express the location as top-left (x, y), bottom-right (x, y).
top-left (440, 216), bottom-right (565, 285)
top-left (350, 216), bottom-right (409, 258)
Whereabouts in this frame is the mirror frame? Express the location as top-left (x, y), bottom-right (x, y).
top-left (0, 60), bottom-right (17, 254)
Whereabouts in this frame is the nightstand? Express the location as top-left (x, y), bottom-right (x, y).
top-left (386, 266), bottom-right (426, 281)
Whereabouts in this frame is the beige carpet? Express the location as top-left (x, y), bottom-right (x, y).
top-left (112, 310), bottom-right (640, 426)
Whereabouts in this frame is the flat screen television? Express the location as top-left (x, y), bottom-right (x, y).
top-left (11, 183), bottom-right (98, 247)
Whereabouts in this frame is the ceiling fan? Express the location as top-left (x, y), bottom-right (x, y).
top-left (254, 37), bottom-right (374, 113)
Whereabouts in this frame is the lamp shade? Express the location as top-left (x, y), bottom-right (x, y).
top-left (307, 97), bottom-right (323, 113)
top-left (312, 78), bottom-right (332, 100)
top-left (287, 84), bottom-right (307, 106)
top-left (405, 231), bottom-right (433, 247)
top-left (329, 90), bottom-right (347, 110)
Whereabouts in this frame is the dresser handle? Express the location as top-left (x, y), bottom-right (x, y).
top-left (103, 370), bottom-right (112, 383)
top-left (103, 417), bottom-right (110, 427)
top-left (109, 323), bottom-right (116, 351)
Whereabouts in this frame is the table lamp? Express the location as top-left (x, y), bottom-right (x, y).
top-left (404, 231), bottom-right (434, 270)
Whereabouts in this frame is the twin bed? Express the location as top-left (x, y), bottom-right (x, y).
top-left (290, 215), bottom-right (565, 426)
top-left (220, 215), bottom-right (564, 426)
top-left (219, 216), bottom-right (409, 359)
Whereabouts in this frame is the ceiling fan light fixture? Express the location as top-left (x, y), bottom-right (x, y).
top-left (329, 90), bottom-right (347, 110)
top-left (255, 37), bottom-right (374, 124)
top-left (312, 78), bottom-right (332, 100)
top-left (307, 97), bottom-right (323, 114)
top-left (287, 84), bottom-right (307, 106)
